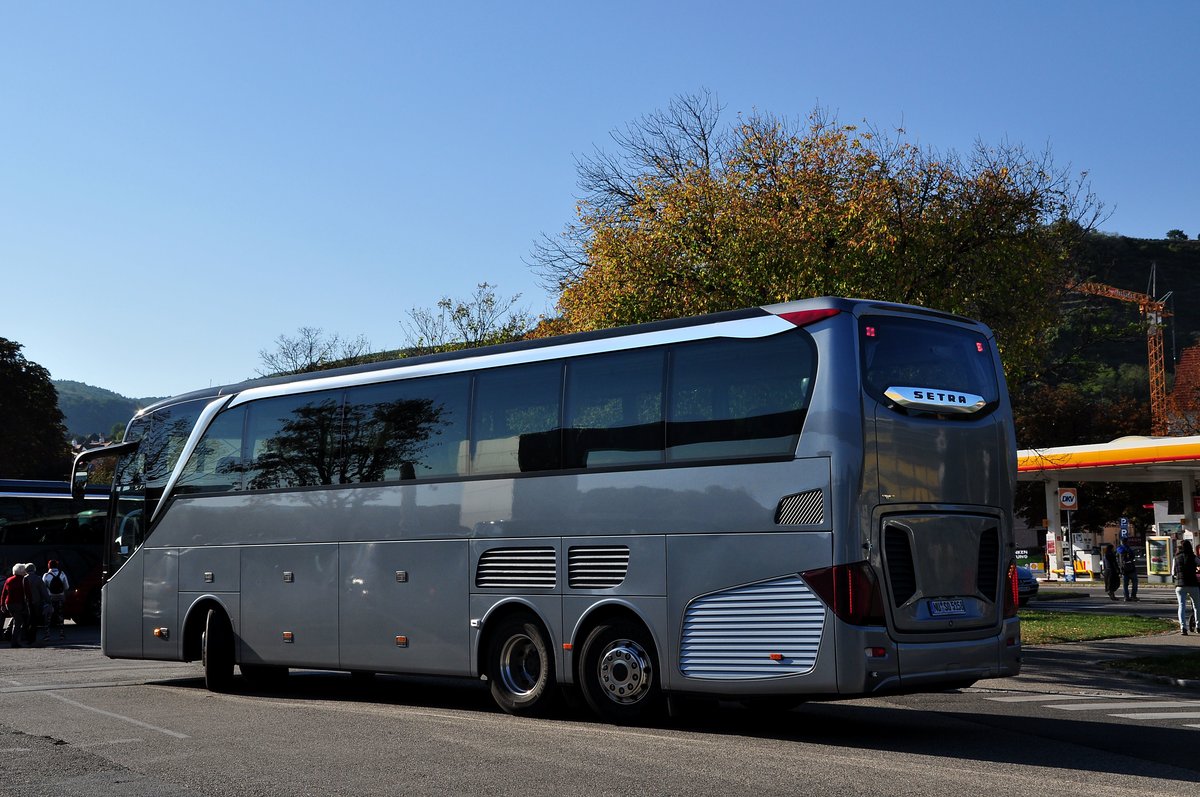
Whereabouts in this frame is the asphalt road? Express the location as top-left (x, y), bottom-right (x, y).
top-left (2, 620), bottom-right (1197, 797)
top-left (1033, 581), bottom-right (1181, 619)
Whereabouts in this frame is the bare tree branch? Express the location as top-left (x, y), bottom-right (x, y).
top-left (257, 327), bottom-right (372, 376)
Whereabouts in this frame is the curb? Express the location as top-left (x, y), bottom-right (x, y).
top-left (1106, 666), bottom-right (1200, 690)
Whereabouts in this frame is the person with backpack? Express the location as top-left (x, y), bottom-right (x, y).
top-left (43, 560), bottom-right (70, 641)
top-left (1116, 540), bottom-right (1140, 601)
top-left (2, 564), bottom-right (30, 648)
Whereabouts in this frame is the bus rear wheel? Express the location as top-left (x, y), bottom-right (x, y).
top-left (486, 615), bottom-right (557, 716)
top-left (202, 609), bottom-right (234, 692)
top-left (578, 620), bottom-right (660, 724)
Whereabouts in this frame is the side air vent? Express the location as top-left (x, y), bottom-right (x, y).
top-left (568, 546), bottom-right (630, 589)
top-left (680, 576), bottom-right (824, 680)
top-left (976, 527), bottom-right (1000, 600)
top-left (883, 524), bottom-right (917, 607)
top-left (775, 490), bottom-right (824, 525)
top-left (475, 547), bottom-right (556, 590)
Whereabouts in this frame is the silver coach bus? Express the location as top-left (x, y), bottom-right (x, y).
top-left (73, 297), bottom-right (1021, 722)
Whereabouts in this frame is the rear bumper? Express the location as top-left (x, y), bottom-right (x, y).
top-left (869, 618), bottom-right (1022, 693)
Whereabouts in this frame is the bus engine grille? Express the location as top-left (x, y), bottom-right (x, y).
top-left (883, 524), bottom-right (917, 607)
top-left (976, 527), bottom-right (999, 600)
top-left (475, 547), bottom-right (557, 590)
top-left (774, 490), bottom-right (824, 525)
top-left (567, 546), bottom-right (630, 589)
top-left (679, 576), bottom-right (824, 679)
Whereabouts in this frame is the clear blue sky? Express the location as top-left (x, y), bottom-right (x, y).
top-left (3, 1), bottom-right (1198, 399)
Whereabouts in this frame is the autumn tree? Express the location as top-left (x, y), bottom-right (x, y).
top-left (531, 91), bottom-right (1105, 385)
top-left (400, 283), bottom-right (532, 353)
top-left (257, 327), bottom-right (372, 377)
top-left (0, 337), bottom-right (69, 478)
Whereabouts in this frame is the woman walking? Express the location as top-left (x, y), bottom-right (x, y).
top-left (1172, 539), bottom-right (1200, 635)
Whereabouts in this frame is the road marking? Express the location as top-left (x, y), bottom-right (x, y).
top-left (0, 747), bottom-right (32, 753)
top-left (41, 692), bottom-right (190, 739)
top-left (1110, 712), bottom-right (1200, 720)
top-left (1047, 701), bottom-right (1198, 711)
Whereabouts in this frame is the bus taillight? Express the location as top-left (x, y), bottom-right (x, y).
top-left (801, 561), bottom-right (886, 626)
top-left (1003, 562), bottom-right (1019, 618)
top-left (777, 308), bottom-right (840, 327)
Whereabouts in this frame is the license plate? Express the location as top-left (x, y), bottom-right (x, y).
top-left (929, 598), bottom-right (966, 617)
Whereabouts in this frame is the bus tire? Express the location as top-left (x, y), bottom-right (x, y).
top-left (578, 620), bottom-right (660, 724)
top-left (202, 609), bottom-right (235, 692)
top-left (486, 615), bottom-right (557, 716)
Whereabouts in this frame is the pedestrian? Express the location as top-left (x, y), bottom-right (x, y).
top-left (1101, 543), bottom-right (1120, 601)
top-left (1, 564), bottom-right (29, 648)
top-left (21, 563), bottom-right (47, 645)
top-left (1116, 539), bottom-right (1139, 601)
top-left (43, 559), bottom-right (70, 641)
top-left (1172, 539), bottom-right (1200, 635)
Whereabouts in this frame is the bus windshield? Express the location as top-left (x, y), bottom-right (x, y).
top-left (109, 398), bottom-right (208, 570)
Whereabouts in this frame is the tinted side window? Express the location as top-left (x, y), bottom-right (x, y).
top-left (472, 363), bottom-right (562, 474)
top-left (0, 498), bottom-right (66, 543)
top-left (342, 374), bottom-right (469, 483)
top-left (244, 392), bottom-right (344, 490)
top-left (564, 349), bottom-right (664, 469)
top-left (174, 408), bottom-right (247, 495)
top-left (667, 331), bottom-right (814, 462)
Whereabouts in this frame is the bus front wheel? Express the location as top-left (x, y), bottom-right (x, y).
top-left (578, 620), bottom-right (660, 724)
top-left (486, 615), bottom-right (557, 716)
top-left (202, 609), bottom-right (235, 692)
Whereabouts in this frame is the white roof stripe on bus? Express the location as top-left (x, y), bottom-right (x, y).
top-left (227, 314), bottom-right (795, 407)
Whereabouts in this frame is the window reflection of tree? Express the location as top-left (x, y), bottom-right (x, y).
top-left (245, 397), bottom-right (452, 490)
top-left (247, 399), bottom-right (343, 490)
top-left (340, 397), bottom-right (446, 483)
top-left (116, 412), bottom-right (196, 495)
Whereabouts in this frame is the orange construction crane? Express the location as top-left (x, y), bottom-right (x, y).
top-left (1071, 279), bottom-right (1173, 435)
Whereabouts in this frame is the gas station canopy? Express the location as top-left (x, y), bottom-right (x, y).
top-left (1018, 435), bottom-right (1200, 484)
top-left (1018, 435), bottom-right (1200, 534)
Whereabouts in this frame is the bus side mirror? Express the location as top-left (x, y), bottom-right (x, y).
top-left (70, 440), bottom-right (141, 500)
top-left (71, 467), bottom-right (90, 502)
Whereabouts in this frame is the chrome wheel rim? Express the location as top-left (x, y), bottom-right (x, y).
top-left (596, 640), bottom-right (652, 705)
top-left (499, 633), bottom-right (542, 697)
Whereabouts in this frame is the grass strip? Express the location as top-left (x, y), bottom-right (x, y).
top-left (1101, 653), bottom-right (1200, 680)
top-left (1017, 609), bottom-right (1176, 645)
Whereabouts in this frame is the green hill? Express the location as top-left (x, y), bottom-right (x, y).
top-left (54, 380), bottom-right (163, 440)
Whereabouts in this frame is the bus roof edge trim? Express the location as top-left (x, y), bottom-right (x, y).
top-left (227, 315), bottom-right (796, 408)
